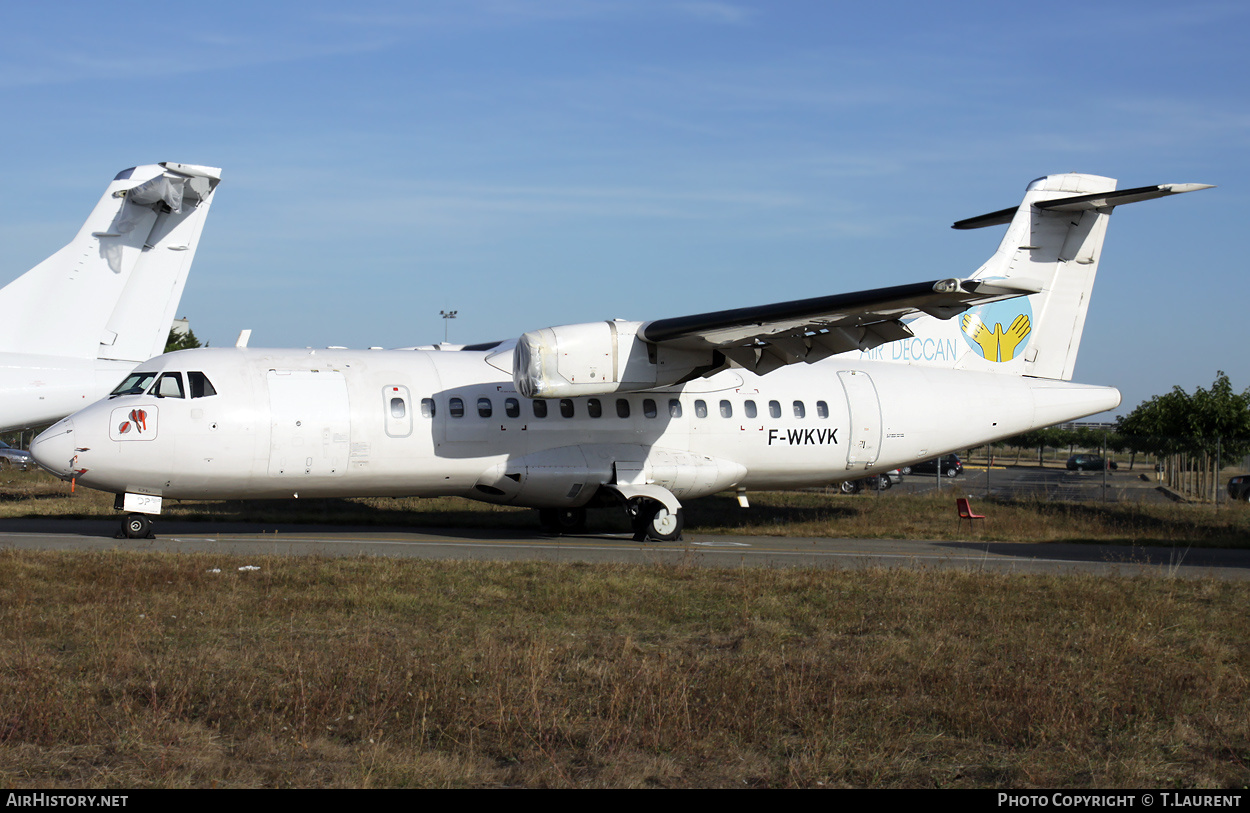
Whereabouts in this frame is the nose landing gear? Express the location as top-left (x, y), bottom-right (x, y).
top-left (116, 513), bottom-right (155, 539)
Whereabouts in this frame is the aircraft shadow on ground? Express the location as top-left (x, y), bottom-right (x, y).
top-left (680, 493), bottom-right (858, 529)
top-left (157, 493), bottom-right (857, 532)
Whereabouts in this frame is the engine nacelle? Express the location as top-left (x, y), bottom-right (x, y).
top-left (513, 320), bottom-right (714, 398)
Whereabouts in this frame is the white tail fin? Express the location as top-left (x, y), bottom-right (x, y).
top-left (899, 174), bottom-right (1211, 380)
top-left (0, 162), bottom-right (222, 363)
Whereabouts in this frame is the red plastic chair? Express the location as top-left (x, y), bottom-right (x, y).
top-left (956, 497), bottom-right (985, 531)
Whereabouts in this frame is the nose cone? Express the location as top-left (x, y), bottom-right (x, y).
top-left (31, 418), bottom-right (77, 478)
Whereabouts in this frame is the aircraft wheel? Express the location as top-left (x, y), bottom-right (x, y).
top-left (123, 514), bottom-right (152, 539)
top-left (634, 504), bottom-right (683, 542)
top-left (538, 507), bottom-right (586, 535)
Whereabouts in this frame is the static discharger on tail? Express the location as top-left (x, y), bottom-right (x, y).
top-left (30, 173), bottom-right (1210, 541)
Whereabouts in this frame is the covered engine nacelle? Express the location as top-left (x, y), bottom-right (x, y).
top-left (513, 320), bottom-right (714, 398)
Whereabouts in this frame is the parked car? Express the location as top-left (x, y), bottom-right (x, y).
top-left (1228, 474), bottom-right (1250, 502)
top-left (839, 469), bottom-right (903, 494)
top-left (909, 454), bottom-right (962, 478)
top-left (1066, 454), bottom-right (1117, 471)
top-left (0, 441), bottom-right (32, 471)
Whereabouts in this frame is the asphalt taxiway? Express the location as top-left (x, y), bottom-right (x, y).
top-left (1, 517), bottom-right (1246, 580)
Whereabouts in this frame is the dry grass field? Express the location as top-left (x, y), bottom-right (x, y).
top-left (0, 551), bottom-right (1246, 788)
top-left (1, 468), bottom-right (1248, 787)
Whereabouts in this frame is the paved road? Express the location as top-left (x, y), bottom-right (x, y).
top-left (881, 464), bottom-right (1173, 504)
top-left (2, 517), bottom-right (1246, 580)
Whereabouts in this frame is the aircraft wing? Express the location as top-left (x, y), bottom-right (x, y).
top-left (636, 276), bottom-right (1040, 374)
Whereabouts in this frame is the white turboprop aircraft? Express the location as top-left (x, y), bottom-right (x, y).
top-left (0, 162), bottom-right (222, 433)
top-left (31, 173), bottom-right (1209, 540)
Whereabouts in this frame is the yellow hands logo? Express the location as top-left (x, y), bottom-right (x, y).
top-left (961, 312), bottom-right (1031, 362)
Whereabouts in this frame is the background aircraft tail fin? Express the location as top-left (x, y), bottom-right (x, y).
top-left (0, 162), bottom-right (222, 362)
top-left (943, 174), bottom-right (1210, 380)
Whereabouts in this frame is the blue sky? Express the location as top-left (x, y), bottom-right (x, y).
top-left (1, 0), bottom-right (1245, 418)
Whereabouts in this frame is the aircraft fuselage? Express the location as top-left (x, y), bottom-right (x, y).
top-left (33, 346), bottom-right (1120, 506)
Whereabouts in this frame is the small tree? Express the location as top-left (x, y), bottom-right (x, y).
top-left (164, 327), bottom-right (203, 354)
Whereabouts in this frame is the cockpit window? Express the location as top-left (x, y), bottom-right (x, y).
top-left (155, 372), bottom-right (185, 399)
top-left (188, 371), bottom-right (217, 398)
top-left (110, 372), bottom-right (157, 397)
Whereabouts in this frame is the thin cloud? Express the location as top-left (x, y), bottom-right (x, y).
top-left (0, 34), bottom-right (394, 89)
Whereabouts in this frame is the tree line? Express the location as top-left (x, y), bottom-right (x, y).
top-left (1001, 372), bottom-right (1250, 462)
top-left (997, 373), bottom-right (1250, 498)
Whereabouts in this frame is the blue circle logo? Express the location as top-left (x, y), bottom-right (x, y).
top-left (960, 298), bottom-right (1033, 362)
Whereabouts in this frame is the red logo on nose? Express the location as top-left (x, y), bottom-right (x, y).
top-left (118, 409), bottom-right (148, 436)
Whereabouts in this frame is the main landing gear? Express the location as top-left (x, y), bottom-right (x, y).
top-left (538, 507), bottom-right (587, 535)
top-left (536, 493), bottom-right (685, 543)
top-left (629, 500), bottom-right (684, 542)
top-left (116, 513), bottom-right (155, 539)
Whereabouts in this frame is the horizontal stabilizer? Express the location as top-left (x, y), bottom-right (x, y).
top-left (1035, 183), bottom-right (1215, 212)
top-left (953, 181), bottom-right (1213, 229)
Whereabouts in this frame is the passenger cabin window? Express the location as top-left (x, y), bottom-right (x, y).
top-left (449, 397), bottom-right (465, 418)
top-left (390, 398), bottom-right (407, 418)
top-left (505, 398), bottom-right (520, 418)
top-left (769, 400), bottom-right (781, 419)
top-left (744, 400), bottom-right (757, 419)
top-left (560, 399), bottom-right (574, 418)
top-left (111, 372), bottom-right (157, 397)
top-left (719, 400), bottom-right (732, 418)
top-left (616, 399), bottom-right (630, 419)
top-left (694, 400), bottom-right (708, 418)
top-left (643, 399), bottom-right (657, 419)
top-left (816, 400), bottom-right (829, 419)
top-left (533, 400), bottom-right (548, 418)
top-left (668, 399), bottom-right (683, 418)
top-left (421, 398), bottom-right (435, 418)
top-left (155, 372), bottom-right (184, 399)
top-left (588, 398), bottom-right (602, 418)
top-left (793, 400), bottom-right (806, 418)
top-left (188, 371), bottom-right (217, 398)
top-left (477, 397), bottom-right (492, 418)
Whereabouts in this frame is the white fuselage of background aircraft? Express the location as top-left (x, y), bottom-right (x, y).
top-left (0, 354), bottom-right (140, 433)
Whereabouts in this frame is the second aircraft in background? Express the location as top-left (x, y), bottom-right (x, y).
top-left (0, 162), bottom-right (222, 433)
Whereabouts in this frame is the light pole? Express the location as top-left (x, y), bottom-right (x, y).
top-left (440, 309), bottom-right (457, 343)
